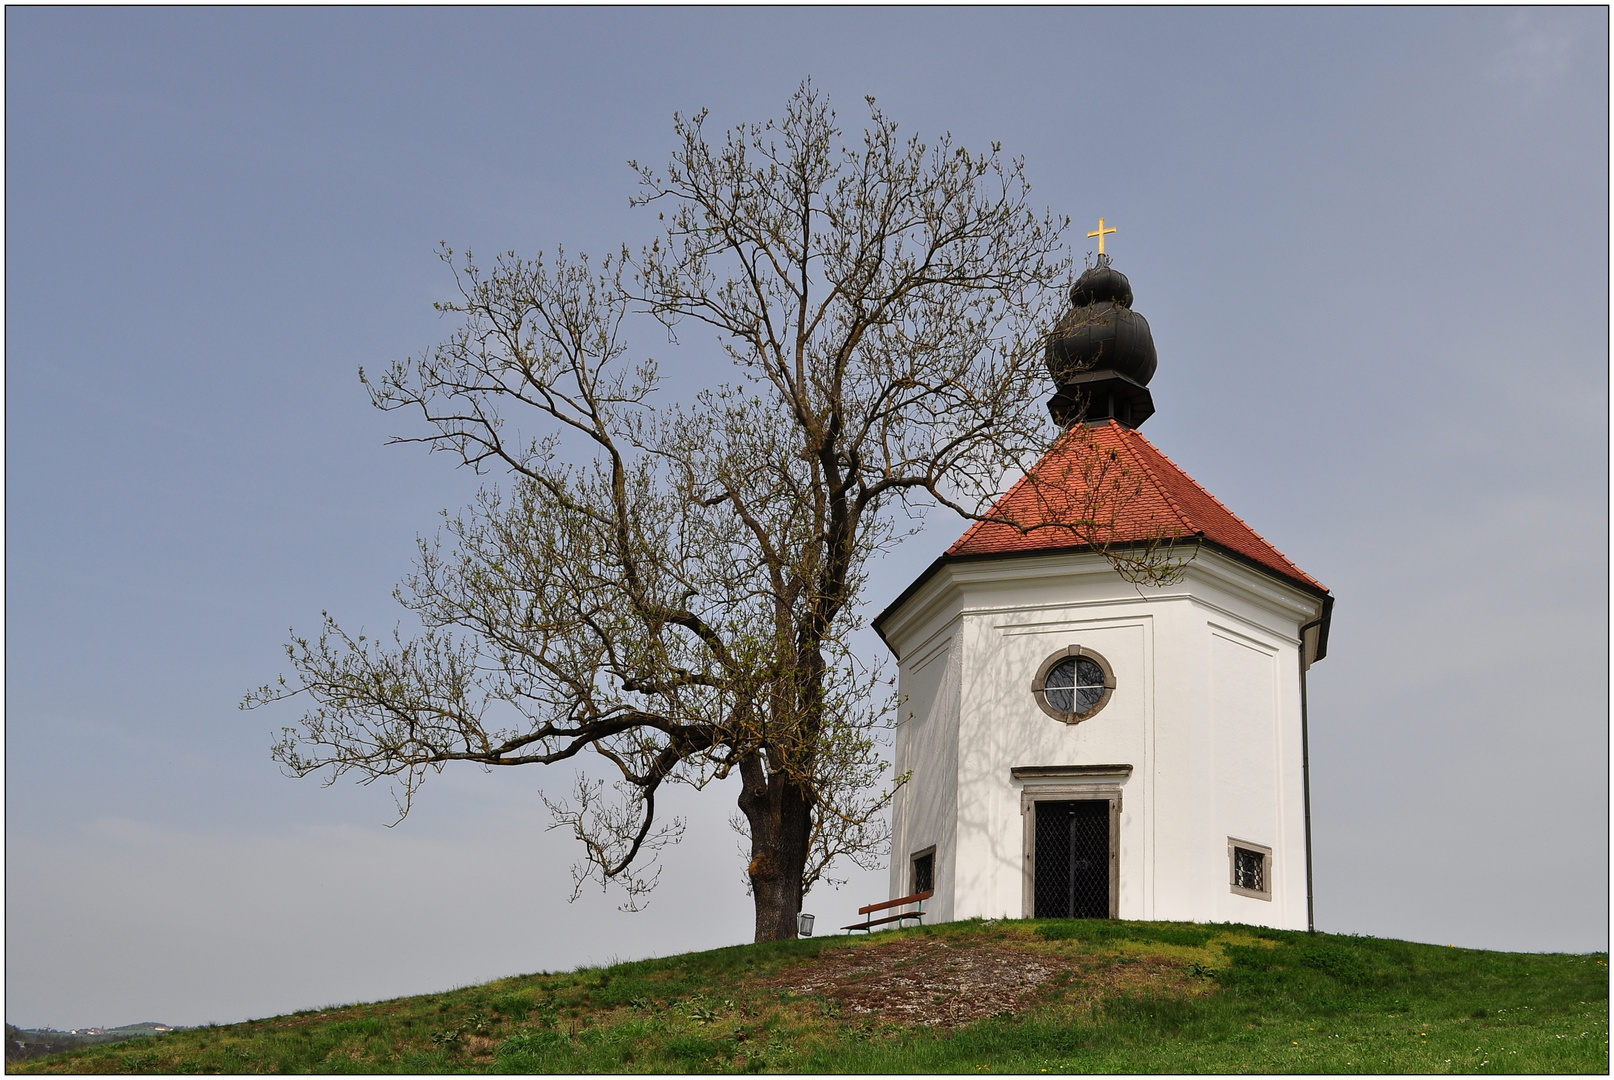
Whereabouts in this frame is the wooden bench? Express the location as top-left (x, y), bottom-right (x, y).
top-left (841, 891), bottom-right (933, 933)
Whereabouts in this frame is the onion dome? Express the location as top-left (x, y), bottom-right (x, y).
top-left (1045, 252), bottom-right (1158, 429)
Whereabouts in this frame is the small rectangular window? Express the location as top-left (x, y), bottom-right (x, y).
top-left (1228, 838), bottom-right (1272, 900)
top-left (911, 848), bottom-right (935, 895)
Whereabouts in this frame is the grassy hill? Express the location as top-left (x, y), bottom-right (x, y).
top-left (13, 919), bottom-right (1607, 1074)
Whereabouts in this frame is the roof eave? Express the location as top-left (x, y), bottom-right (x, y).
top-left (871, 537), bottom-right (1331, 658)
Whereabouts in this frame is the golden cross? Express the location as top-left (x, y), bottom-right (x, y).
top-left (1087, 218), bottom-right (1116, 255)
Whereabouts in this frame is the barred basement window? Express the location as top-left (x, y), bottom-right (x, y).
top-left (1228, 838), bottom-right (1272, 900)
top-left (911, 847), bottom-right (936, 895)
top-left (1032, 646), bottom-right (1116, 724)
top-left (1233, 848), bottom-right (1263, 890)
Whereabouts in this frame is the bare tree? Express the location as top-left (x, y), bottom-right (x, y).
top-left (246, 85), bottom-right (1175, 941)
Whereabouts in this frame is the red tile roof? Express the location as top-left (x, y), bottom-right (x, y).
top-left (944, 420), bottom-right (1326, 593)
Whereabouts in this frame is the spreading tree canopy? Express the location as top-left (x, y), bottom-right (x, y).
top-left (247, 85), bottom-right (1175, 941)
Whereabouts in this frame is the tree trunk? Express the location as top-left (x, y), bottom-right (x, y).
top-left (737, 752), bottom-right (814, 942)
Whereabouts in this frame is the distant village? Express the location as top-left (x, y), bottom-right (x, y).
top-left (6, 1022), bottom-right (176, 1064)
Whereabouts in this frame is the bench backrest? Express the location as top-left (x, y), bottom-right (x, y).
top-left (857, 890), bottom-right (933, 916)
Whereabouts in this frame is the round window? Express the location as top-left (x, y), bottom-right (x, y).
top-left (1032, 646), bottom-right (1115, 723)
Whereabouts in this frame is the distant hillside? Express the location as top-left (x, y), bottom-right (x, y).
top-left (6, 1023), bottom-right (174, 1064)
top-left (11, 921), bottom-right (1609, 1073)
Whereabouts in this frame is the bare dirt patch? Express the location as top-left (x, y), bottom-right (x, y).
top-left (768, 929), bottom-right (1136, 1026)
top-left (768, 934), bottom-right (1204, 1028)
top-left (775, 936), bottom-right (1052, 1026)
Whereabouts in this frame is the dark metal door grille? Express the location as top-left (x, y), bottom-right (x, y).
top-left (1034, 800), bottom-right (1110, 919)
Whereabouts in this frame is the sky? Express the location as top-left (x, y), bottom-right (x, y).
top-left (6, 7), bottom-right (1607, 1030)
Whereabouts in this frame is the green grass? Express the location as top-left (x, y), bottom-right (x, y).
top-left (13, 920), bottom-right (1607, 1074)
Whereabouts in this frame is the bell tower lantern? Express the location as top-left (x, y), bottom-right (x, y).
top-left (1045, 221), bottom-right (1159, 429)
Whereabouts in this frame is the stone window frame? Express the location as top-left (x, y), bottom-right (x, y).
top-left (910, 845), bottom-right (936, 896)
top-left (1228, 837), bottom-right (1273, 901)
top-left (1031, 644), bottom-right (1117, 724)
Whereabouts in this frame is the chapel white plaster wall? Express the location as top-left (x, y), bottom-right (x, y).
top-left (887, 632), bottom-right (960, 920)
top-left (953, 608), bottom-right (1150, 920)
top-left (1274, 625), bottom-right (1310, 929)
top-left (1141, 590), bottom-right (1208, 923)
top-left (1210, 628), bottom-right (1283, 918)
top-left (882, 547), bottom-right (1318, 934)
top-left (1146, 578), bottom-right (1308, 931)
top-left (1196, 564), bottom-right (1309, 932)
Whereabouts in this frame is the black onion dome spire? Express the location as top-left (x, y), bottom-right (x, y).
top-left (1068, 259), bottom-right (1134, 307)
top-left (1046, 247), bottom-right (1158, 429)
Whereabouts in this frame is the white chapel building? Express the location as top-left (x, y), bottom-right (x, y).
top-left (872, 248), bottom-right (1333, 932)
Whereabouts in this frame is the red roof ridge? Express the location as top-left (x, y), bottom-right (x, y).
top-left (946, 421), bottom-right (1196, 557)
top-left (1124, 426), bottom-right (1318, 587)
top-left (934, 419), bottom-right (1325, 594)
top-left (1111, 422), bottom-right (1202, 539)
